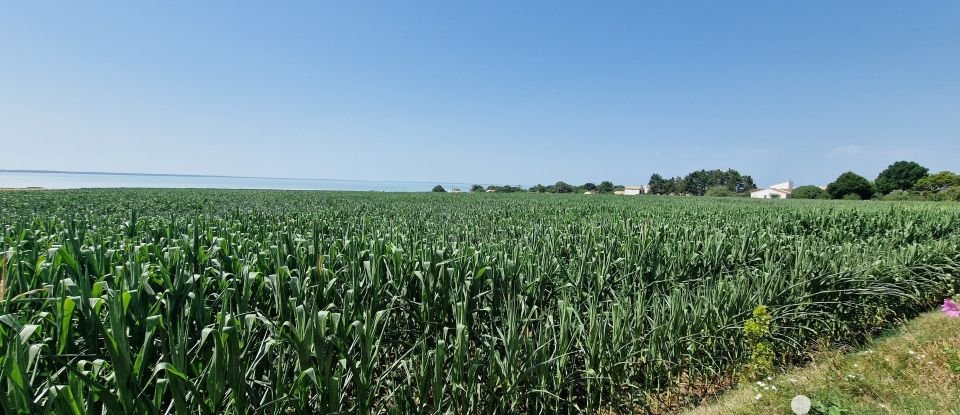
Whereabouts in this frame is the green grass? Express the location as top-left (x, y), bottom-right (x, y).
top-left (685, 311), bottom-right (960, 415)
top-left (0, 189), bottom-right (958, 414)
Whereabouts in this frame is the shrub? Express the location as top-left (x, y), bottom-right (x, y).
top-left (705, 185), bottom-right (734, 197)
top-left (842, 193), bottom-right (862, 201)
top-left (742, 305), bottom-right (774, 381)
top-left (792, 185), bottom-right (829, 200)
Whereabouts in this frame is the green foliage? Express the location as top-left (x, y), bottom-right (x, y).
top-left (792, 185), bottom-right (829, 199)
top-left (1, 190), bottom-right (959, 413)
top-left (827, 172), bottom-right (874, 200)
top-left (649, 169), bottom-right (755, 195)
top-left (704, 185), bottom-right (734, 197)
top-left (914, 171), bottom-right (960, 192)
top-left (682, 169), bottom-right (757, 195)
top-left (596, 181), bottom-right (615, 194)
top-left (742, 305), bottom-right (774, 381)
top-left (485, 185), bottom-right (525, 193)
top-left (432, 185), bottom-right (446, 192)
top-left (842, 193), bottom-right (861, 201)
top-left (945, 347), bottom-right (960, 374)
top-left (939, 186), bottom-right (960, 201)
top-left (883, 190), bottom-right (917, 201)
top-left (470, 184), bottom-right (484, 192)
top-left (875, 161), bottom-right (929, 195)
top-left (648, 174), bottom-right (668, 195)
top-left (552, 181), bottom-right (574, 193)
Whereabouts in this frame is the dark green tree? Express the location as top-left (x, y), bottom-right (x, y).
top-left (874, 161), bottom-right (929, 194)
top-left (554, 181), bottom-right (574, 193)
top-left (581, 182), bottom-right (597, 192)
top-left (470, 184), bottom-right (485, 192)
top-left (791, 185), bottom-right (829, 199)
top-left (649, 174), bottom-right (668, 195)
top-left (826, 172), bottom-right (873, 200)
top-left (597, 181), bottom-right (615, 194)
top-left (681, 169), bottom-right (757, 196)
top-left (529, 184), bottom-right (547, 193)
top-left (668, 177), bottom-right (686, 195)
top-left (432, 185), bottom-right (447, 193)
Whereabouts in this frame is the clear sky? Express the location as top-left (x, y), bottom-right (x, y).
top-left (1, 1), bottom-right (957, 187)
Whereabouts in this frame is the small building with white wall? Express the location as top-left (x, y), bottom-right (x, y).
top-left (623, 185), bottom-right (650, 195)
top-left (751, 181), bottom-right (793, 199)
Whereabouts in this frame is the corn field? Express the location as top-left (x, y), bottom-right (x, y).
top-left (1, 189), bottom-right (958, 414)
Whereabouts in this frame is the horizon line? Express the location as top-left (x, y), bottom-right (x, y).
top-left (0, 169), bottom-right (513, 187)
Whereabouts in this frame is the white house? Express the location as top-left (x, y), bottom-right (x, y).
top-left (751, 181), bottom-right (793, 199)
top-left (623, 185), bottom-right (650, 195)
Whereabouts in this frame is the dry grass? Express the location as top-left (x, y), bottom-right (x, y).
top-left (684, 311), bottom-right (960, 415)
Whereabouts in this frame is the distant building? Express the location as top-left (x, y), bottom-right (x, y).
top-left (751, 181), bottom-right (793, 199)
top-left (614, 190), bottom-right (625, 195)
top-left (583, 191), bottom-right (593, 195)
top-left (623, 185), bottom-right (650, 195)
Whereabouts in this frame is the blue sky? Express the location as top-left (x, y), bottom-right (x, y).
top-left (1, 1), bottom-right (957, 187)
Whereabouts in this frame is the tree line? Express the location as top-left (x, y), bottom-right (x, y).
top-left (432, 181), bottom-right (627, 194)
top-left (432, 161), bottom-right (959, 201)
top-left (792, 161), bottom-right (960, 201)
top-left (647, 169), bottom-right (757, 196)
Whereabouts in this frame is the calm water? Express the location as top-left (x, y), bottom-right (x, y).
top-left (0, 171), bottom-right (479, 192)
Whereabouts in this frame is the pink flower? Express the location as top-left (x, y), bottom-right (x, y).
top-left (943, 298), bottom-right (960, 318)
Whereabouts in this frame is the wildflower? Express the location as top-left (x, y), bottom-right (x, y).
top-left (755, 393), bottom-right (762, 400)
top-left (943, 298), bottom-right (960, 318)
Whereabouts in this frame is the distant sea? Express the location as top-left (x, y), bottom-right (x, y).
top-left (0, 170), bottom-right (482, 192)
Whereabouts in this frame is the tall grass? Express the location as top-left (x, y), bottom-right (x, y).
top-left (0, 190), bottom-right (958, 414)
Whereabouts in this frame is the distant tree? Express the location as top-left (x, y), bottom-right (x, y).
top-left (597, 181), bottom-right (615, 194)
top-left (791, 185), bottom-right (829, 199)
top-left (704, 185), bottom-right (734, 197)
top-left (875, 161), bottom-right (929, 194)
top-left (470, 184), bottom-right (485, 192)
top-left (432, 185), bottom-right (446, 193)
top-left (826, 172), bottom-right (873, 200)
top-left (582, 182), bottom-right (597, 192)
top-left (496, 185), bottom-right (525, 193)
top-left (668, 177), bottom-right (687, 195)
top-left (554, 181), bottom-right (575, 193)
top-left (648, 174), bottom-right (668, 195)
top-left (529, 184), bottom-right (547, 193)
top-left (914, 171), bottom-right (960, 192)
top-left (682, 169), bottom-right (756, 196)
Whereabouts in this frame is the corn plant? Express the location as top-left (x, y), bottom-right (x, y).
top-left (0, 189), bottom-right (958, 414)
